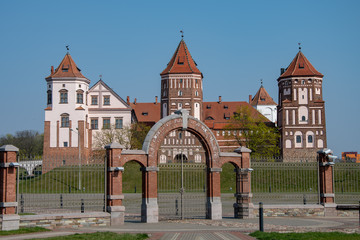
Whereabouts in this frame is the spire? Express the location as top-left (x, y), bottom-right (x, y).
top-left (161, 39), bottom-right (201, 75)
top-left (250, 85), bottom-right (277, 106)
top-left (279, 51), bottom-right (323, 79)
top-left (46, 53), bottom-right (88, 80)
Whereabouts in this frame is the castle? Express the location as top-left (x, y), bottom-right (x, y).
top-left (43, 38), bottom-right (327, 162)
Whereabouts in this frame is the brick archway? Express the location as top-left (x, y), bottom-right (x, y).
top-left (105, 110), bottom-right (253, 224)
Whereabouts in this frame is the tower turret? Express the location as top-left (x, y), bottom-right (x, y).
top-left (160, 39), bottom-right (203, 120)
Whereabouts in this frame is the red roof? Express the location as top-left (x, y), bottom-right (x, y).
top-left (279, 51), bottom-right (323, 79)
top-left (161, 39), bottom-right (201, 75)
top-left (202, 101), bottom-right (269, 129)
top-left (131, 102), bottom-right (160, 125)
top-left (46, 53), bottom-right (88, 80)
top-left (250, 86), bottom-right (277, 106)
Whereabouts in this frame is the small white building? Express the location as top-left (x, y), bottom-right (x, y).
top-left (249, 85), bottom-right (277, 124)
top-left (43, 52), bottom-right (131, 158)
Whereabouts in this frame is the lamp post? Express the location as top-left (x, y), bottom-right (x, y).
top-left (71, 128), bottom-right (81, 190)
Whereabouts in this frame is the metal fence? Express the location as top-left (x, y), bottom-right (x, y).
top-left (251, 162), bottom-right (319, 204)
top-left (334, 162), bottom-right (360, 204)
top-left (17, 155), bottom-right (106, 214)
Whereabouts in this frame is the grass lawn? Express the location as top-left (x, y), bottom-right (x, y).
top-left (32, 232), bottom-right (148, 240)
top-left (0, 227), bottom-right (50, 236)
top-left (250, 231), bottom-right (360, 240)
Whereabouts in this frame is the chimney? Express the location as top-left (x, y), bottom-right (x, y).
top-left (218, 96), bottom-right (222, 103)
top-left (126, 96), bottom-right (130, 105)
top-left (155, 96), bottom-right (158, 104)
top-left (249, 95), bottom-right (252, 104)
top-left (51, 66), bottom-right (54, 74)
top-left (280, 68), bottom-right (285, 75)
top-left (134, 98), bottom-right (137, 104)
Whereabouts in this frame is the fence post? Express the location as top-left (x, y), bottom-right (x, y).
top-left (0, 145), bottom-right (20, 230)
top-left (233, 146), bottom-right (253, 219)
top-left (259, 202), bottom-right (264, 232)
top-left (317, 149), bottom-right (336, 216)
top-left (105, 142), bottom-right (125, 226)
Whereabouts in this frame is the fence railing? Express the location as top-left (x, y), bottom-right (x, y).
top-left (334, 162), bottom-right (360, 204)
top-left (251, 162), bottom-right (319, 204)
top-left (17, 155), bottom-right (106, 214)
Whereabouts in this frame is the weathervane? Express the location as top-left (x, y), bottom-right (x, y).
top-left (66, 45), bottom-right (69, 51)
top-left (260, 78), bottom-right (263, 86)
top-left (180, 30), bottom-right (184, 39)
top-left (99, 74), bottom-right (102, 80)
top-left (298, 42), bottom-right (301, 51)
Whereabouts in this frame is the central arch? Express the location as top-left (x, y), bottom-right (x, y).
top-left (141, 110), bottom-right (222, 221)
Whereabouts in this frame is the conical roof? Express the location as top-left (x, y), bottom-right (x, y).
top-left (279, 51), bottom-right (323, 79)
top-left (250, 85), bottom-right (277, 106)
top-left (46, 53), bottom-right (88, 80)
top-left (161, 39), bottom-right (201, 75)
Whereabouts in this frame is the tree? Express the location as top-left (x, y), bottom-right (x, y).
top-left (226, 106), bottom-right (280, 157)
top-left (0, 130), bottom-right (43, 157)
top-left (93, 122), bottom-right (151, 150)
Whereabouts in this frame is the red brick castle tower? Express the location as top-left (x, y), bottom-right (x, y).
top-left (277, 48), bottom-right (327, 160)
top-left (160, 38), bottom-right (203, 120)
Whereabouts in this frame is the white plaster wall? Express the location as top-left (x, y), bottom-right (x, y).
top-left (46, 78), bottom-right (89, 148)
top-left (256, 105), bottom-right (277, 123)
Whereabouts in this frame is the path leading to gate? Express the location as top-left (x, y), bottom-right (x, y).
top-left (2, 217), bottom-right (359, 240)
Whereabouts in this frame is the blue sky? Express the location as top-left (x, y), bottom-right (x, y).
top-left (0, 0), bottom-right (359, 157)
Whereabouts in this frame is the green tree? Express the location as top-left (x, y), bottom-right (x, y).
top-left (226, 106), bottom-right (280, 157)
top-left (0, 130), bottom-right (43, 157)
top-left (93, 122), bottom-right (151, 150)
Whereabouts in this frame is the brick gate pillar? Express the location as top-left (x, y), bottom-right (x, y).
top-left (105, 143), bottom-right (125, 225)
top-left (317, 149), bottom-right (336, 216)
top-left (141, 166), bottom-right (159, 223)
top-left (0, 145), bottom-right (20, 230)
top-left (233, 147), bottom-right (254, 219)
top-left (207, 167), bottom-right (222, 220)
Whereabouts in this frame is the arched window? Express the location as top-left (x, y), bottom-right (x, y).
top-left (308, 135), bottom-right (313, 143)
top-left (178, 90), bottom-right (183, 96)
top-left (195, 91), bottom-right (198, 96)
top-left (76, 90), bottom-right (84, 104)
top-left (59, 89), bottom-right (68, 104)
top-left (60, 113), bottom-right (69, 127)
top-left (160, 155), bottom-right (167, 164)
top-left (302, 116), bottom-right (306, 121)
top-left (195, 154), bottom-right (201, 163)
top-left (178, 103), bottom-right (182, 109)
top-left (47, 90), bottom-right (52, 105)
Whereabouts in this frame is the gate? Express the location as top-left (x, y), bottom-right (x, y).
top-left (157, 149), bottom-right (207, 220)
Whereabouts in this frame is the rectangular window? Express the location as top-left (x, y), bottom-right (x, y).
top-left (296, 135), bottom-right (302, 143)
top-left (60, 92), bottom-right (68, 103)
top-left (115, 118), bottom-right (123, 129)
top-left (47, 91), bottom-right (52, 105)
top-left (91, 119), bottom-right (98, 129)
top-left (77, 93), bottom-right (83, 104)
top-left (61, 116), bottom-right (69, 127)
top-left (91, 96), bottom-right (98, 105)
top-left (63, 142), bottom-right (68, 147)
top-left (104, 96), bottom-right (110, 105)
top-left (103, 118), bottom-right (110, 129)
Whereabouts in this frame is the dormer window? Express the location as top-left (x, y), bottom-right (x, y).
top-left (205, 116), bottom-right (214, 120)
top-left (59, 89), bottom-right (68, 104)
top-left (62, 65), bottom-right (69, 72)
top-left (224, 113), bottom-right (230, 120)
top-left (177, 56), bottom-right (184, 65)
top-left (260, 98), bottom-right (265, 101)
top-left (142, 112), bottom-right (148, 116)
top-left (224, 105), bottom-right (228, 109)
top-left (206, 105), bottom-right (211, 109)
top-left (299, 63), bottom-right (304, 69)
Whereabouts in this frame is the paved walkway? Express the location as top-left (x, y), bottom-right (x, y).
top-left (2, 217), bottom-right (359, 240)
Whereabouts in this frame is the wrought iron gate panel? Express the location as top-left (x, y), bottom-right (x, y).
top-left (158, 163), bottom-right (207, 220)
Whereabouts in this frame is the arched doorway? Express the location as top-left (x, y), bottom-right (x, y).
top-left (157, 129), bottom-right (207, 220)
top-left (122, 160), bottom-right (143, 220)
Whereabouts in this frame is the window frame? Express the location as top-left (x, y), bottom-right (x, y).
top-left (102, 118), bottom-right (111, 129)
top-left (103, 95), bottom-right (110, 105)
top-left (91, 95), bottom-right (98, 105)
top-left (59, 89), bottom-right (68, 104)
top-left (61, 113), bottom-right (70, 128)
top-left (115, 118), bottom-right (123, 129)
top-left (91, 118), bottom-right (98, 130)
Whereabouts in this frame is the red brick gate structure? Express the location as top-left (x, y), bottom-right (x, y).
top-left (105, 110), bottom-right (253, 224)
